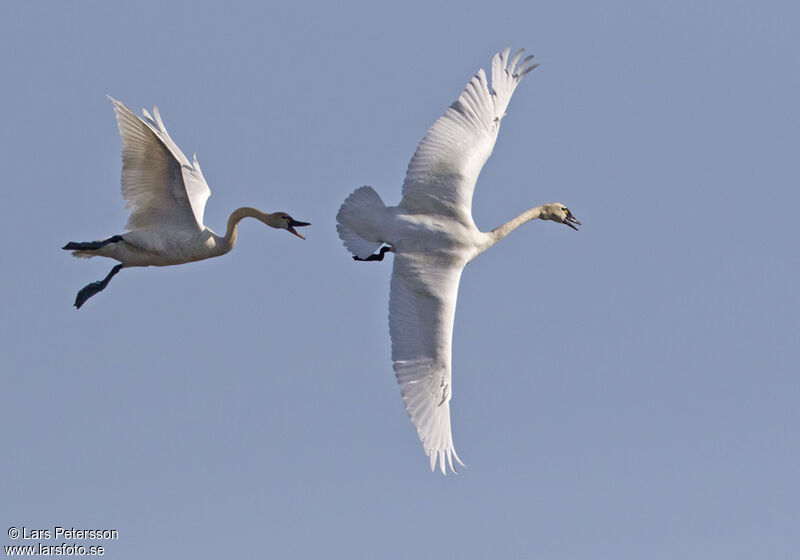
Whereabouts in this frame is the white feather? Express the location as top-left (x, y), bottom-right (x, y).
top-left (108, 96), bottom-right (211, 231)
top-left (336, 186), bottom-right (386, 259)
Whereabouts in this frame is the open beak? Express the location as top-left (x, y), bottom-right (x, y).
top-left (287, 219), bottom-right (311, 239)
top-left (564, 212), bottom-right (581, 231)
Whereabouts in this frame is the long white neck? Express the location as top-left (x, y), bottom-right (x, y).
top-left (217, 207), bottom-right (276, 253)
top-left (481, 206), bottom-right (545, 251)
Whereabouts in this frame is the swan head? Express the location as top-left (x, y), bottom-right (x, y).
top-left (271, 212), bottom-right (311, 239)
top-left (541, 203), bottom-right (581, 231)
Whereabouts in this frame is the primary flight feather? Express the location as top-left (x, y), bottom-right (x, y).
top-left (337, 47), bottom-right (580, 474)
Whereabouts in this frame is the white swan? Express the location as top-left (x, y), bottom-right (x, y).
top-left (64, 97), bottom-right (310, 309)
top-left (336, 48), bottom-right (580, 474)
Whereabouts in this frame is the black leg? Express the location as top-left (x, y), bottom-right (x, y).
top-left (63, 235), bottom-right (124, 251)
top-left (353, 246), bottom-right (392, 262)
top-left (74, 264), bottom-right (124, 309)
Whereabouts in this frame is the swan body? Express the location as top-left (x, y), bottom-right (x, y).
top-left (337, 48), bottom-right (580, 474)
top-left (64, 98), bottom-right (309, 308)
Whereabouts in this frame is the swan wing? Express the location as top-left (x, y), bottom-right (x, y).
top-left (399, 47), bottom-right (537, 221)
top-left (109, 97), bottom-right (211, 231)
top-left (389, 251), bottom-right (468, 474)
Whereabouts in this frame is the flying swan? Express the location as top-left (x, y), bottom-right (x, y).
top-left (336, 48), bottom-right (580, 474)
top-left (64, 97), bottom-right (310, 308)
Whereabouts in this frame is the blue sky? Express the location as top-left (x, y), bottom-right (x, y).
top-left (1, 1), bottom-right (798, 558)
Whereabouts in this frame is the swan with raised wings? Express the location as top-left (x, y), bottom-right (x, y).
top-left (337, 48), bottom-right (580, 474)
top-left (64, 97), bottom-right (310, 308)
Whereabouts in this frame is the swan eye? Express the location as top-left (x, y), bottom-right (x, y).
top-left (562, 207), bottom-right (569, 214)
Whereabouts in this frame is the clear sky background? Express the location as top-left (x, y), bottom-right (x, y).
top-left (1, 1), bottom-right (798, 558)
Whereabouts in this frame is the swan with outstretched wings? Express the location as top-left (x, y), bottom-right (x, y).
top-left (337, 48), bottom-right (580, 474)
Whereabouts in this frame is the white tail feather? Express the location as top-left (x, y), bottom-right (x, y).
top-left (336, 186), bottom-right (387, 259)
top-left (70, 251), bottom-right (96, 259)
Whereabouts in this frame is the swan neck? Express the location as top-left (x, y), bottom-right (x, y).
top-left (224, 207), bottom-right (268, 249)
top-left (487, 206), bottom-right (544, 247)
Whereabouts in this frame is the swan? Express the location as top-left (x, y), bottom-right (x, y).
top-left (336, 48), bottom-right (580, 474)
top-left (64, 97), bottom-right (310, 309)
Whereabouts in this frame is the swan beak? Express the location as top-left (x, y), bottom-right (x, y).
top-left (287, 219), bottom-right (310, 239)
top-left (564, 213), bottom-right (581, 231)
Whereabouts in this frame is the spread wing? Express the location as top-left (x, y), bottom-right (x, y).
top-left (389, 251), bottom-right (468, 474)
top-left (399, 48), bottom-right (538, 222)
top-left (109, 97), bottom-right (211, 231)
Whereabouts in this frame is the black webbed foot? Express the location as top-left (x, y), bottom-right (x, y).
top-left (63, 235), bottom-right (124, 251)
top-left (353, 246), bottom-right (392, 262)
top-left (74, 264), bottom-right (123, 309)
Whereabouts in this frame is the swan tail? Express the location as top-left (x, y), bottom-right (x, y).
top-left (69, 251), bottom-right (96, 259)
top-left (336, 186), bottom-right (387, 259)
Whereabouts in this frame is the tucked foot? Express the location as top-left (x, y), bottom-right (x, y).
top-left (353, 246), bottom-right (393, 262)
top-left (63, 235), bottom-right (124, 251)
top-left (74, 264), bottom-right (123, 309)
